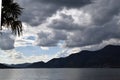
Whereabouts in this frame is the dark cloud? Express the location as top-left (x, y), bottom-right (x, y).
top-left (17, 0), bottom-right (91, 26)
top-left (17, 0), bottom-right (59, 26)
top-left (35, 0), bottom-right (120, 48)
top-left (35, 30), bottom-right (67, 47)
top-left (84, 0), bottom-right (120, 25)
top-left (14, 0), bottom-right (120, 49)
top-left (53, 30), bottom-right (67, 40)
top-left (48, 13), bottom-right (80, 30)
top-left (47, 11), bottom-right (91, 31)
top-left (35, 31), bottom-right (58, 46)
top-left (35, 0), bottom-right (91, 8)
top-left (65, 19), bottom-right (120, 47)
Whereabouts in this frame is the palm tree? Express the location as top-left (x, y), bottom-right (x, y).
top-left (1, 0), bottom-right (23, 36)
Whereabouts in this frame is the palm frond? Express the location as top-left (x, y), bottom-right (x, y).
top-left (11, 21), bottom-right (22, 36)
top-left (1, 0), bottom-right (23, 36)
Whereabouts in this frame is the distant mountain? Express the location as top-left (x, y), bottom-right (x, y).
top-left (27, 61), bottom-right (46, 68)
top-left (10, 63), bottom-right (31, 68)
top-left (27, 45), bottom-right (120, 68)
top-left (0, 63), bottom-right (13, 69)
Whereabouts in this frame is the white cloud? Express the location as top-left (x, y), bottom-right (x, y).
top-left (25, 55), bottom-right (51, 63)
top-left (54, 48), bottom-right (81, 58)
top-left (0, 49), bottom-right (52, 64)
top-left (14, 23), bottom-right (37, 47)
top-left (40, 47), bottom-right (49, 50)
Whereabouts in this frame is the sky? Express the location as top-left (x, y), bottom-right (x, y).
top-left (0, 0), bottom-right (120, 64)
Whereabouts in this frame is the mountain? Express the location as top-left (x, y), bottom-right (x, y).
top-left (27, 61), bottom-right (46, 68)
top-left (0, 63), bottom-right (13, 69)
top-left (27, 45), bottom-right (120, 68)
top-left (10, 63), bottom-right (31, 68)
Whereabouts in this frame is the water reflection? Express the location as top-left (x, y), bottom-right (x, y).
top-left (0, 68), bottom-right (120, 80)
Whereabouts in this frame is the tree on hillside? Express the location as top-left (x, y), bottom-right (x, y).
top-left (1, 0), bottom-right (23, 36)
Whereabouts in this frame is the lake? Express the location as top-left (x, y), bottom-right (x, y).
top-left (0, 68), bottom-right (120, 80)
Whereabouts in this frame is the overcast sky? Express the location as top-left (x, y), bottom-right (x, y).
top-left (0, 0), bottom-right (120, 64)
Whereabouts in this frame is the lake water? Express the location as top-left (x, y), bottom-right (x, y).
top-left (0, 68), bottom-right (120, 80)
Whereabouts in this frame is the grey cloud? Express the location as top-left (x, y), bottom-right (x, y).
top-left (35, 0), bottom-right (91, 8)
top-left (17, 0), bottom-right (59, 26)
top-left (35, 30), bottom-right (67, 47)
top-left (65, 16), bottom-right (120, 47)
top-left (17, 0), bottom-right (91, 26)
top-left (35, 0), bottom-right (120, 48)
top-left (0, 33), bottom-right (14, 50)
top-left (48, 14), bottom-right (81, 31)
top-left (35, 32), bottom-right (58, 46)
top-left (16, 0), bottom-right (120, 49)
top-left (84, 0), bottom-right (120, 25)
top-left (52, 30), bottom-right (67, 40)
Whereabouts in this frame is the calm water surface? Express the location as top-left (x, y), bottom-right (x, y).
top-left (0, 68), bottom-right (120, 80)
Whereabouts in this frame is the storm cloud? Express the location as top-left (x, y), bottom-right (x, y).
top-left (4, 0), bottom-right (120, 49)
top-left (35, 0), bottom-right (91, 8)
top-left (34, 0), bottom-right (120, 48)
top-left (35, 30), bottom-right (67, 47)
top-left (17, 0), bottom-right (91, 26)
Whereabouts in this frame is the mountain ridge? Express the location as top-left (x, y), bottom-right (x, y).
top-left (27, 45), bottom-right (120, 68)
top-left (0, 63), bottom-right (13, 69)
top-left (0, 45), bottom-right (120, 68)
